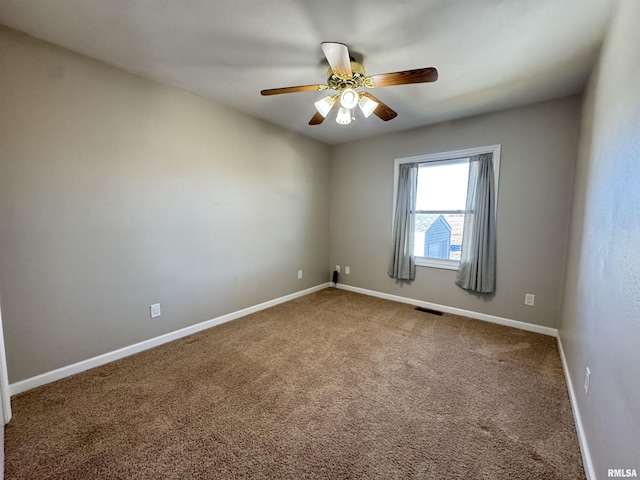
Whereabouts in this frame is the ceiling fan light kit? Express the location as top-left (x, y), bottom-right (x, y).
top-left (314, 95), bottom-right (337, 117)
top-left (314, 90), bottom-right (377, 123)
top-left (358, 94), bottom-right (378, 118)
top-left (336, 106), bottom-right (352, 125)
top-left (260, 42), bottom-right (438, 127)
top-left (339, 88), bottom-right (359, 109)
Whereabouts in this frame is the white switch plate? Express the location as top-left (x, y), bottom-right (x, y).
top-left (150, 303), bottom-right (161, 318)
top-left (297, 270), bottom-right (303, 279)
top-left (584, 367), bottom-right (591, 394)
top-left (345, 266), bottom-right (350, 274)
top-left (524, 293), bottom-right (535, 306)
top-left (335, 265), bottom-right (340, 273)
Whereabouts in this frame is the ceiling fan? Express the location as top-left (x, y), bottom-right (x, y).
top-left (260, 42), bottom-right (438, 126)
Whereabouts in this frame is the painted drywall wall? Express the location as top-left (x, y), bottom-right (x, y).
top-left (330, 96), bottom-right (580, 328)
top-left (559, 0), bottom-right (640, 475)
top-left (0, 27), bottom-right (331, 383)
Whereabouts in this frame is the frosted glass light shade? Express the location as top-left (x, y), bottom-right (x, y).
top-left (336, 106), bottom-right (352, 125)
top-left (358, 95), bottom-right (378, 118)
top-left (339, 88), bottom-right (359, 109)
top-left (314, 95), bottom-right (335, 117)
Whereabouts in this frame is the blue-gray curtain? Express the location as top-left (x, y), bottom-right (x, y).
top-left (388, 163), bottom-right (418, 280)
top-left (455, 153), bottom-right (496, 293)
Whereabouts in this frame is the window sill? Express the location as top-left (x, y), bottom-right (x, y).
top-left (415, 257), bottom-right (460, 271)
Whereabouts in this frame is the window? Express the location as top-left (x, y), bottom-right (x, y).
top-left (415, 159), bottom-right (469, 264)
top-left (392, 145), bottom-right (500, 270)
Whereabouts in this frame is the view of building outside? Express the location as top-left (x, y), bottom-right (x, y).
top-left (413, 213), bottom-right (465, 260)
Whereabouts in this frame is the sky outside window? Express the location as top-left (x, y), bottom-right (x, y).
top-left (416, 159), bottom-right (469, 210)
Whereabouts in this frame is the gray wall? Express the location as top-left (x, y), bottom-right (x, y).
top-left (330, 96), bottom-right (581, 328)
top-left (560, 0), bottom-right (640, 475)
top-left (0, 27), bottom-right (331, 383)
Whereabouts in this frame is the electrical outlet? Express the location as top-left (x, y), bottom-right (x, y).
top-left (524, 293), bottom-right (535, 306)
top-left (150, 303), bottom-right (161, 318)
top-left (335, 265), bottom-right (340, 273)
top-left (297, 269), bottom-right (303, 279)
top-left (584, 367), bottom-right (591, 394)
top-left (345, 266), bottom-right (350, 274)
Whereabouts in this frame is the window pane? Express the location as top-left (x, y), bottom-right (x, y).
top-left (414, 159), bottom-right (469, 261)
top-left (413, 213), bottom-right (465, 261)
top-left (416, 160), bottom-right (469, 211)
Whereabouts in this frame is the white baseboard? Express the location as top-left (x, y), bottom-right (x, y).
top-left (335, 283), bottom-right (558, 337)
top-left (556, 335), bottom-right (595, 480)
top-left (9, 283), bottom-right (332, 396)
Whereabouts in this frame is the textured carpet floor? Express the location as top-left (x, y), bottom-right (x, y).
top-left (5, 288), bottom-right (584, 479)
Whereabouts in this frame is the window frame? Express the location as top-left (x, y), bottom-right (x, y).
top-left (392, 144), bottom-right (501, 270)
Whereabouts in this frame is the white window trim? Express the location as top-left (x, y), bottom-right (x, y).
top-left (392, 144), bottom-right (501, 271)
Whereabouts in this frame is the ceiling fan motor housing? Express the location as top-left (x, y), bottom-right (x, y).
top-left (327, 61), bottom-right (370, 90)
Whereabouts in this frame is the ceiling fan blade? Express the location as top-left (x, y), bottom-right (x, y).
top-left (367, 67), bottom-right (438, 88)
top-left (261, 84), bottom-right (327, 96)
top-left (321, 42), bottom-right (352, 77)
top-left (309, 111), bottom-right (326, 125)
top-left (361, 92), bottom-right (398, 121)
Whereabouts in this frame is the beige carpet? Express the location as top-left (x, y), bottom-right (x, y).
top-left (5, 288), bottom-right (584, 479)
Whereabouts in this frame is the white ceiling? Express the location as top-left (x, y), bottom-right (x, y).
top-left (0, 0), bottom-right (616, 145)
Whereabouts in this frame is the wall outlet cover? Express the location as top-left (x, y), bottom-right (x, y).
top-left (150, 303), bottom-right (161, 318)
top-left (524, 293), bottom-right (535, 306)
